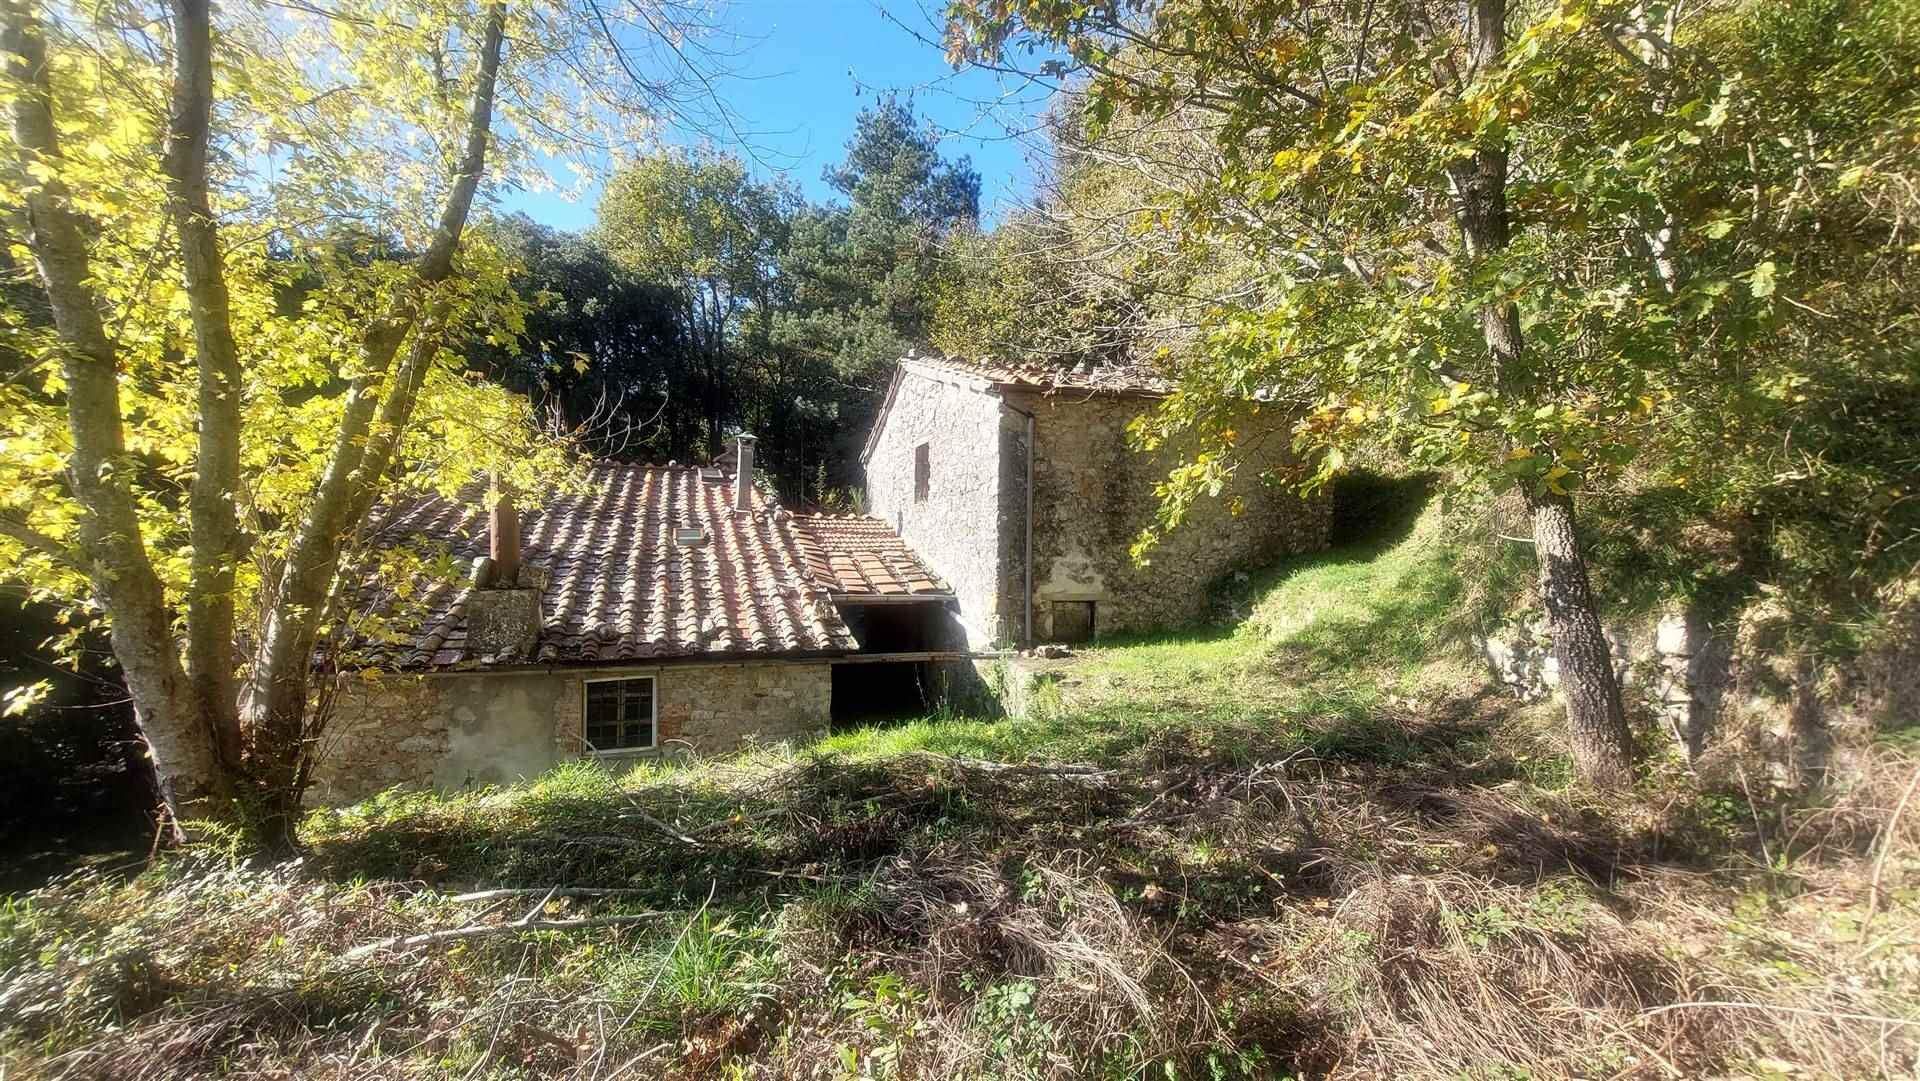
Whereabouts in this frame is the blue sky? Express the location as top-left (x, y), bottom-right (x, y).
top-left (496, 0), bottom-right (1057, 232)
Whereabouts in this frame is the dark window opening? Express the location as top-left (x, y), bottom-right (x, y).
top-left (1051, 601), bottom-right (1095, 644)
top-left (913, 443), bottom-right (930, 502)
top-left (584, 677), bottom-right (655, 751)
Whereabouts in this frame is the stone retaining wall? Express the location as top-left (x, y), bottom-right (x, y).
top-left (1480, 607), bottom-right (1731, 756)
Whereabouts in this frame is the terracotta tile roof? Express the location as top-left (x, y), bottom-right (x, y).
top-left (790, 515), bottom-right (952, 598)
top-left (352, 463), bottom-right (856, 669)
top-left (902, 352), bottom-right (1172, 395)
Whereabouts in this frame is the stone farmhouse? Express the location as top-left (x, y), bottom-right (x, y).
top-left (312, 352), bottom-right (1326, 803)
top-left (862, 352), bottom-right (1329, 647)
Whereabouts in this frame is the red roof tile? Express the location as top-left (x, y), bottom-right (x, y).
top-left (352, 463), bottom-right (856, 669)
top-left (789, 514), bottom-right (952, 598)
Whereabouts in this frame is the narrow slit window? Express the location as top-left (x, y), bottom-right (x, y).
top-left (913, 443), bottom-right (930, 502)
top-left (583, 676), bottom-right (655, 752)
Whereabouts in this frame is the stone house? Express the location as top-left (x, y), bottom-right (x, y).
top-left (312, 353), bottom-right (1327, 803)
top-left (311, 440), bottom-right (954, 804)
top-left (861, 352), bottom-right (1331, 648)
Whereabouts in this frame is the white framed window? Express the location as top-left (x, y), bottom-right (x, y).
top-left (913, 442), bottom-right (930, 502)
top-left (583, 675), bottom-right (656, 753)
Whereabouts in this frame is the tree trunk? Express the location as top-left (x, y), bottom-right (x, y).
top-left (1447, 0), bottom-right (1636, 787)
top-left (1530, 492), bottom-right (1634, 787)
top-left (240, 2), bottom-right (507, 851)
top-left (4, 0), bottom-right (224, 824)
top-left (164, 0), bottom-right (246, 773)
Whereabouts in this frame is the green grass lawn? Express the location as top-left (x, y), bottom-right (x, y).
top-left (3, 490), bottom-right (1915, 1080)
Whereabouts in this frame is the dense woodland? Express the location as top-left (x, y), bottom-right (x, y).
top-left (469, 98), bottom-right (983, 506)
top-left (2, 0), bottom-right (1919, 1076)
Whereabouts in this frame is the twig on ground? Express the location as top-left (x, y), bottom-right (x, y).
top-left (1642, 1000), bottom-right (1920, 1027)
top-left (449, 887), bottom-right (652, 903)
top-left (1861, 759), bottom-right (1920, 941)
top-left (910, 751), bottom-right (1115, 781)
top-left (562, 834), bottom-right (647, 849)
top-left (749, 867), bottom-right (853, 884)
top-left (619, 800), bottom-right (704, 846)
top-left (1735, 761), bottom-right (1775, 869)
top-left (343, 911), bottom-right (673, 961)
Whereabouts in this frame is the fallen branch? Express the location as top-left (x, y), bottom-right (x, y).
top-left (749, 867), bottom-right (854, 884)
top-left (344, 910), bottom-right (672, 961)
top-left (1861, 759), bottom-right (1920, 942)
top-left (449, 887), bottom-right (653, 904)
top-left (561, 834), bottom-right (646, 849)
top-left (619, 804), bottom-right (703, 846)
top-left (909, 752), bottom-right (1115, 781)
top-left (1642, 1000), bottom-right (1920, 1027)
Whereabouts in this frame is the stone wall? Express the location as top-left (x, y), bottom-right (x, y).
top-left (1480, 608), bottom-right (1731, 757)
top-left (309, 660), bottom-right (833, 805)
top-left (1006, 390), bottom-right (1332, 641)
top-left (864, 368), bottom-right (1026, 646)
top-left (1481, 593), bottom-right (1920, 771)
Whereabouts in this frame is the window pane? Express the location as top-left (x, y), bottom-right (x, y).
top-left (585, 678), bottom-right (653, 750)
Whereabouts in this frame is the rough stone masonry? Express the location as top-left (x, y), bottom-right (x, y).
top-left (310, 661), bottom-right (832, 805)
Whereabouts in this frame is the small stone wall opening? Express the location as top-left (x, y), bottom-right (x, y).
top-left (1050, 600), bottom-right (1096, 644)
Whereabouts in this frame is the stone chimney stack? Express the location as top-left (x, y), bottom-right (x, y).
top-left (733, 434), bottom-right (756, 513)
top-left (468, 481), bottom-right (542, 661)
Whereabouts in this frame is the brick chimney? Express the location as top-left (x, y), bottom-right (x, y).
top-left (489, 485), bottom-right (521, 586)
top-left (467, 482), bottom-right (542, 661)
top-left (733, 434), bottom-right (756, 513)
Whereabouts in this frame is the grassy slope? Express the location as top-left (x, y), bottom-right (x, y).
top-left (3, 496), bottom-right (1917, 1080)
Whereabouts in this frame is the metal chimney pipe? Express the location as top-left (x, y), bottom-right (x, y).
top-left (489, 483), bottom-right (521, 586)
top-left (733, 434), bottom-right (756, 513)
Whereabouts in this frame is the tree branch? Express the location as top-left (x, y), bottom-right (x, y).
top-left (0, 513), bottom-right (86, 573)
top-left (245, 2), bottom-right (509, 818)
top-left (164, 0), bottom-right (245, 770)
top-left (342, 909), bottom-right (672, 961)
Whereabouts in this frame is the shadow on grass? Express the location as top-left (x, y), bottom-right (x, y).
top-left (303, 693), bottom-right (1672, 926)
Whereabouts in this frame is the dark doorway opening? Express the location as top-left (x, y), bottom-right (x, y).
top-left (831, 598), bottom-right (959, 726)
top-left (832, 662), bottom-right (934, 725)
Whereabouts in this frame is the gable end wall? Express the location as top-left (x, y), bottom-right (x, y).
top-left (863, 368), bottom-right (1023, 647)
